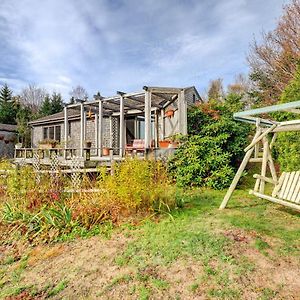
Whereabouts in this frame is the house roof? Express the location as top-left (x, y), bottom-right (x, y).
top-left (29, 86), bottom-right (201, 126)
top-left (0, 123), bottom-right (17, 132)
top-left (29, 109), bottom-right (80, 126)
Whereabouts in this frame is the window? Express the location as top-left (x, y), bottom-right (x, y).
top-left (193, 94), bottom-right (196, 103)
top-left (42, 125), bottom-right (61, 141)
top-left (43, 127), bottom-right (48, 139)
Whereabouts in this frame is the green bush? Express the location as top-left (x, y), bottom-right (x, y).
top-left (273, 65), bottom-right (300, 171)
top-left (168, 96), bottom-right (250, 189)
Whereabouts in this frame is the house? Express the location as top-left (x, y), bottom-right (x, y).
top-left (16, 86), bottom-right (201, 167)
top-left (0, 123), bottom-right (17, 158)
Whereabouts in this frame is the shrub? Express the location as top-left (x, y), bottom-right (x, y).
top-left (168, 96), bottom-right (250, 189)
top-left (0, 159), bottom-right (180, 243)
top-left (273, 65), bottom-right (300, 171)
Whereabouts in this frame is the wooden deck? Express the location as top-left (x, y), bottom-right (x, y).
top-left (14, 147), bottom-right (176, 168)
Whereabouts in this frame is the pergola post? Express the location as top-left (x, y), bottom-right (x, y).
top-left (178, 89), bottom-right (187, 135)
top-left (98, 100), bottom-right (103, 156)
top-left (144, 90), bottom-right (151, 149)
top-left (160, 109), bottom-right (165, 141)
top-left (63, 106), bottom-right (68, 149)
top-left (80, 103), bottom-right (84, 157)
top-left (94, 112), bottom-right (98, 156)
top-left (154, 109), bottom-right (159, 148)
top-left (119, 95), bottom-right (125, 157)
top-left (109, 116), bottom-right (113, 148)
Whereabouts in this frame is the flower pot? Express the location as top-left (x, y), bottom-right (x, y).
top-left (39, 143), bottom-right (56, 149)
top-left (15, 143), bottom-right (22, 149)
top-left (102, 147), bottom-right (110, 156)
top-left (165, 109), bottom-right (174, 118)
top-left (168, 142), bottom-right (178, 148)
top-left (159, 140), bottom-right (170, 148)
top-left (85, 141), bottom-right (92, 148)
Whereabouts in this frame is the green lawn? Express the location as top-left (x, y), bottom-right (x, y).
top-left (1, 188), bottom-right (299, 299)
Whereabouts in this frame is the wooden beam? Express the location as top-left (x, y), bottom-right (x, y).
top-left (98, 101), bottom-right (103, 156)
top-left (144, 91), bottom-right (151, 149)
top-left (160, 109), bottom-right (165, 140)
top-left (244, 124), bottom-right (277, 152)
top-left (119, 96), bottom-right (125, 156)
top-left (64, 106), bottom-right (68, 149)
top-left (260, 137), bottom-right (269, 194)
top-left (219, 129), bottom-right (261, 209)
top-left (95, 113), bottom-right (98, 156)
top-left (253, 174), bottom-right (277, 185)
top-left (249, 190), bottom-right (300, 212)
top-left (80, 103), bottom-right (84, 157)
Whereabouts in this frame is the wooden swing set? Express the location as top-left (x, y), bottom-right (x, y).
top-left (220, 100), bottom-right (300, 212)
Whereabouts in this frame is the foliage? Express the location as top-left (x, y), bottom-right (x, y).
top-left (0, 159), bottom-right (180, 243)
top-left (0, 84), bottom-right (18, 124)
top-left (168, 96), bottom-right (250, 189)
top-left (248, 0), bottom-right (300, 104)
top-left (39, 92), bottom-right (64, 117)
top-left (273, 65), bottom-right (300, 171)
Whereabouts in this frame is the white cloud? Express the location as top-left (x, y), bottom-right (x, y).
top-left (0, 0), bottom-right (286, 98)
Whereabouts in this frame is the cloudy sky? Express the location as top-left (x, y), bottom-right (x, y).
top-left (0, 0), bottom-right (287, 99)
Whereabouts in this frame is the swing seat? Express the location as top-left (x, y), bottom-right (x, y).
top-left (250, 171), bottom-right (300, 212)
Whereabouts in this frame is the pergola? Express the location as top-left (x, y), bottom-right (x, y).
top-left (63, 86), bottom-right (188, 158)
top-left (220, 100), bottom-right (300, 211)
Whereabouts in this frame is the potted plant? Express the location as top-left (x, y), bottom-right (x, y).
top-left (84, 140), bottom-right (92, 148)
top-left (102, 147), bottom-right (110, 156)
top-left (15, 142), bottom-right (23, 149)
top-left (38, 139), bottom-right (57, 149)
top-left (165, 109), bottom-right (175, 118)
top-left (168, 134), bottom-right (183, 148)
top-left (159, 140), bottom-right (170, 148)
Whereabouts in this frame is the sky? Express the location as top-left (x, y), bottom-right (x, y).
top-left (0, 0), bottom-right (287, 100)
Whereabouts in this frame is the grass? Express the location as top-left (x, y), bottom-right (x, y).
top-left (0, 187), bottom-right (299, 299)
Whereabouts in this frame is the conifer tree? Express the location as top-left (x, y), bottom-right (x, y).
top-left (39, 94), bottom-right (52, 116)
top-left (50, 92), bottom-right (64, 114)
top-left (0, 84), bottom-right (17, 124)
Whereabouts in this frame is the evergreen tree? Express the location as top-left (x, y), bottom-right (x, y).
top-left (39, 94), bottom-right (52, 117)
top-left (50, 92), bottom-right (64, 114)
top-left (0, 84), bottom-right (17, 124)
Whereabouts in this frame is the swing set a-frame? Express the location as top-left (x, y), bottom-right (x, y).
top-left (220, 100), bottom-right (300, 212)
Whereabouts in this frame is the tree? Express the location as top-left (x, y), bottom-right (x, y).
top-left (39, 94), bottom-right (52, 117)
top-left (69, 85), bottom-right (88, 100)
top-left (16, 104), bottom-right (33, 147)
top-left (50, 92), bottom-right (64, 114)
top-left (248, 0), bottom-right (300, 104)
top-left (207, 78), bottom-right (224, 102)
top-left (0, 84), bottom-right (17, 124)
top-left (273, 65), bottom-right (300, 171)
top-left (20, 84), bottom-right (47, 114)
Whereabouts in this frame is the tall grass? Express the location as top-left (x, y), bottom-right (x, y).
top-left (0, 159), bottom-right (181, 243)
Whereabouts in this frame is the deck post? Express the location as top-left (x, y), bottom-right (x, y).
top-left (109, 116), bottom-right (113, 148)
top-left (80, 103), bottom-right (84, 157)
top-left (160, 109), bottom-right (165, 141)
top-left (64, 106), bottom-right (68, 150)
top-left (178, 89), bottom-right (187, 135)
top-left (94, 112), bottom-right (98, 156)
top-left (98, 100), bottom-right (103, 156)
top-left (144, 90), bottom-right (151, 149)
top-left (154, 109), bottom-right (159, 148)
top-left (119, 95), bottom-right (125, 157)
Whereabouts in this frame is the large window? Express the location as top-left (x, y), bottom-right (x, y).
top-left (43, 125), bottom-right (61, 142)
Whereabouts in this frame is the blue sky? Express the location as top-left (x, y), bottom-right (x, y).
top-left (0, 0), bottom-right (287, 99)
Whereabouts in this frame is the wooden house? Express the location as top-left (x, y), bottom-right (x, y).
top-left (15, 86), bottom-right (201, 167)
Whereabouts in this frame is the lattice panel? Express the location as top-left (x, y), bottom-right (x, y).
top-left (50, 154), bottom-right (60, 186)
top-left (32, 153), bottom-right (41, 184)
top-left (70, 156), bottom-right (81, 189)
top-left (112, 117), bottom-right (119, 155)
